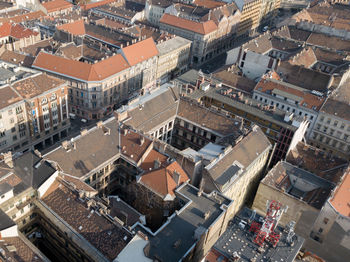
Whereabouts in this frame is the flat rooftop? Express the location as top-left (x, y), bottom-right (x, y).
top-left (156, 36), bottom-right (191, 56)
top-left (143, 183), bottom-right (232, 262)
top-left (212, 207), bottom-right (304, 262)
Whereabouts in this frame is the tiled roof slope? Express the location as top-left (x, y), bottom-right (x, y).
top-left (160, 13), bottom-right (217, 35)
top-left (0, 11), bottom-right (45, 24)
top-left (330, 169), bottom-right (350, 217)
top-left (42, 179), bottom-right (133, 261)
top-left (56, 19), bottom-right (86, 36)
top-left (121, 38), bottom-right (158, 66)
top-left (139, 149), bottom-right (189, 198)
top-left (33, 51), bottom-right (129, 82)
top-left (0, 23), bottom-right (38, 39)
top-left (206, 126), bottom-right (271, 183)
top-left (255, 78), bottom-right (326, 111)
top-left (42, 0), bottom-right (73, 13)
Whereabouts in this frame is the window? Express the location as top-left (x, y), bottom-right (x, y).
top-left (333, 120), bottom-right (338, 127)
top-left (318, 228), bottom-right (323, 233)
top-left (11, 127), bottom-right (16, 133)
top-left (20, 131), bottom-right (26, 138)
top-left (8, 109), bottom-right (13, 115)
top-left (0, 131), bottom-right (5, 137)
top-left (10, 118), bottom-right (14, 124)
top-left (13, 135), bottom-right (17, 141)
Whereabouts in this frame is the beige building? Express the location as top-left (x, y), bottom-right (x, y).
top-left (235, 0), bottom-right (262, 36)
top-left (156, 36), bottom-right (192, 84)
top-left (33, 38), bottom-right (159, 120)
top-left (309, 82), bottom-right (350, 160)
top-left (0, 62), bottom-right (70, 153)
top-left (159, 3), bottom-right (241, 66)
top-left (202, 125), bottom-right (271, 216)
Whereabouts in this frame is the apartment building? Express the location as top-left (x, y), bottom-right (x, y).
top-left (252, 73), bottom-right (326, 137)
top-left (202, 125), bottom-right (272, 216)
top-left (290, 1), bottom-right (350, 40)
top-left (184, 75), bottom-right (308, 166)
top-left (32, 38), bottom-right (158, 120)
top-left (308, 170), bottom-right (350, 262)
top-left (252, 142), bottom-right (348, 255)
top-left (145, 0), bottom-right (173, 26)
top-left (41, 0), bottom-right (73, 16)
top-left (0, 62), bottom-right (70, 153)
top-left (159, 2), bottom-right (241, 66)
top-left (309, 82), bottom-right (350, 160)
top-left (234, 0), bottom-right (262, 36)
top-left (156, 36), bottom-right (192, 84)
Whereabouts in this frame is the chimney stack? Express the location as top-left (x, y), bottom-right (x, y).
top-left (173, 170), bottom-right (181, 186)
top-left (154, 158), bottom-right (161, 169)
top-left (4, 152), bottom-right (13, 168)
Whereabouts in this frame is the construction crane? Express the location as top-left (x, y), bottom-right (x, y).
top-left (249, 200), bottom-right (287, 247)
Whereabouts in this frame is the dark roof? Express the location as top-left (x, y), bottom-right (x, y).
top-left (13, 151), bottom-right (56, 189)
top-left (0, 182), bottom-right (12, 195)
top-left (0, 209), bottom-right (15, 231)
top-left (212, 207), bottom-right (304, 262)
top-left (263, 161), bottom-right (335, 209)
top-left (206, 126), bottom-right (271, 190)
top-left (144, 183), bottom-right (231, 262)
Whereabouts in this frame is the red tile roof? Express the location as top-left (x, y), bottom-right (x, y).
top-left (33, 52), bottom-right (129, 81)
top-left (56, 19), bottom-right (86, 36)
top-left (0, 11), bottom-right (45, 24)
top-left (194, 0), bottom-right (225, 9)
top-left (140, 150), bottom-right (189, 198)
top-left (255, 78), bottom-right (325, 111)
top-left (121, 38), bottom-right (158, 66)
top-left (330, 170), bottom-right (350, 217)
top-left (42, 0), bottom-right (73, 13)
top-left (160, 13), bottom-right (217, 35)
top-left (80, 0), bottom-right (115, 11)
top-left (0, 23), bottom-right (38, 39)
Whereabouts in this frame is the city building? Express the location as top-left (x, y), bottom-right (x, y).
top-left (181, 72), bottom-right (308, 166)
top-left (159, 2), bottom-right (241, 66)
top-left (41, 0), bottom-right (73, 16)
top-left (156, 36), bottom-right (192, 84)
top-left (252, 72), bottom-right (326, 136)
top-left (234, 0), bottom-right (262, 36)
top-left (307, 169), bottom-right (350, 262)
top-left (309, 81), bottom-right (350, 160)
top-left (201, 125), bottom-right (272, 215)
top-left (252, 142), bottom-right (348, 257)
top-left (32, 37), bottom-right (159, 120)
top-left (204, 206), bottom-right (304, 262)
top-left (0, 61), bottom-right (70, 153)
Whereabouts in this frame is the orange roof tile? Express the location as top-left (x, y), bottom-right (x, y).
top-left (56, 19), bottom-right (86, 36)
top-left (0, 23), bottom-right (38, 39)
top-left (42, 0), bottom-right (73, 13)
top-left (330, 171), bottom-right (350, 217)
top-left (121, 38), bottom-right (158, 66)
top-left (140, 159), bottom-right (189, 198)
top-left (33, 52), bottom-right (129, 82)
top-left (0, 11), bottom-right (45, 24)
top-left (80, 0), bottom-right (115, 11)
top-left (160, 13), bottom-right (217, 35)
top-left (194, 0), bottom-right (225, 9)
top-left (255, 78), bottom-right (325, 111)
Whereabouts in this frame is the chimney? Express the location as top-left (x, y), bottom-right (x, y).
top-left (154, 158), bottom-right (161, 169)
top-left (123, 128), bottom-right (128, 136)
top-left (172, 170), bottom-right (181, 186)
top-left (34, 149), bottom-right (42, 158)
top-left (62, 140), bottom-right (69, 149)
top-left (139, 136), bottom-right (145, 146)
top-left (80, 129), bottom-right (88, 136)
top-left (4, 152), bottom-right (13, 168)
